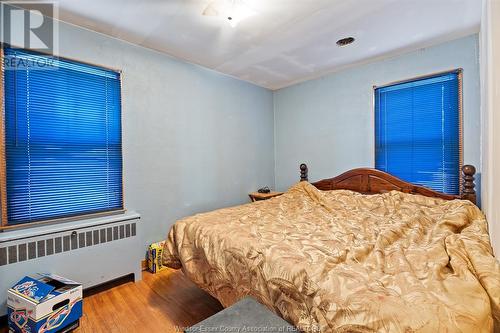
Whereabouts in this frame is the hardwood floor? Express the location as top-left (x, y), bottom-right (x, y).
top-left (1, 269), bottom-right (223, 333)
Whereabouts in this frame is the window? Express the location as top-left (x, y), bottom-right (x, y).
top-left (375, 71), bottom-right (462, 195)
top-left (1, 47), bottom-right (123, 226)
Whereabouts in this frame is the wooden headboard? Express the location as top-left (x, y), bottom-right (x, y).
top-left (299, 164), bottom-right (477, 205)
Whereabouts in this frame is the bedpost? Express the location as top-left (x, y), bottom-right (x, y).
top-left (300, 163), bottom-right (308, 182)
top-left (461, 165), bottom-right (477, 205)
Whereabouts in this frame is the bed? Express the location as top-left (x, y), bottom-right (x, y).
top-left (163, 164), bottom-right (500, 332)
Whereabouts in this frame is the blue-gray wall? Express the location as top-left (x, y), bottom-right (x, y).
top-left (274, 35), bottom-right (481, 193)
top-left (67, 25), bottom-right (276, 248)
top-left (1, 15), bottom-right (481, 257)
top-left (0, 15), bottom-right (275, 250)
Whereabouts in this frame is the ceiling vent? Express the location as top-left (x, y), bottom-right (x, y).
top-left (336, 37), bottom-right (355, 47)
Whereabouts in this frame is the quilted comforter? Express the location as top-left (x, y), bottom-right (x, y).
top-left (163, 181), bottom-right (500, 332)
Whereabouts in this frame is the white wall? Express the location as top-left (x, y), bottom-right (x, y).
top-left (274, 35), bottom-right (481, 197)
top-left (480, 0), bottom-right (500, 256)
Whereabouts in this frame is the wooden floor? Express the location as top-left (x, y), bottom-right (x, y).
top-left (1, 269), bottom-right (223, 333)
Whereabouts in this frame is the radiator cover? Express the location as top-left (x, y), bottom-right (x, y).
top-left (0, 212), bottom-right (142, 315)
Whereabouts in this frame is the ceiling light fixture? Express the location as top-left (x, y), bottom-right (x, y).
top-left (226, 0), bottom-right (256, 27)
top-left (202, 0), bottom-right (256, 28)
top-left (336, 37), bottom-right (355, 47)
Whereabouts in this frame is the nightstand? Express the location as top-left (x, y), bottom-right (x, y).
top-left (248, 191), bottom-right (284, 202)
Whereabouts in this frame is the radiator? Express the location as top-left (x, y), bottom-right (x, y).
top-left (0, 212), bottom-right (142, 315)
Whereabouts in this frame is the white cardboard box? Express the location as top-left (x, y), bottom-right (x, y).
top-left (7, 274), bottom-right (82, 333)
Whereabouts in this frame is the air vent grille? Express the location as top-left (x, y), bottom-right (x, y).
top-left (336, 37), bottom-right (355, 47)
top-left (0, 222), bottom-right (137, 266)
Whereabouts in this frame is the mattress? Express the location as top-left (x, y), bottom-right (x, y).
top-left (163, 181), bottom-right (500, 332)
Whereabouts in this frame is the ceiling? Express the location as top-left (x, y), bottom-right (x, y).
top-left (33, 0), bottom-right (481, 90)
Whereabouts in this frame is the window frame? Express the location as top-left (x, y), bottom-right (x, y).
top-left (372, 69), bottom-right (464, 195)
top-left (0, 45), bottom-right (125, 230)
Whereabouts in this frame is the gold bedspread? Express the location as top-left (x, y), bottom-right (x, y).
top-left (163, 182), bottom-right (500, 332)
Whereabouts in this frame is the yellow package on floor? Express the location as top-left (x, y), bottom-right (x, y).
top-left (148, 241), bottom-right (167, 273)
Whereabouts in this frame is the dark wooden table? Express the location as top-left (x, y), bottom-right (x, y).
top-left (248, 191), bottom-right (283, 202)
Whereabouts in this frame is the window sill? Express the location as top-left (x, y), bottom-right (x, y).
top-left (0, 210), bottom-right (140, 243)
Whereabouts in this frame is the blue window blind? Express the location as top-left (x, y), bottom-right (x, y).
top-left (375, 72), bottom-right (461, 195)
top-left (3, 48), bottom-right (123, 225)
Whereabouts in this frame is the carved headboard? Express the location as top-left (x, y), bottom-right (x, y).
top-left (299, 164), bottom-right (477, 205)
